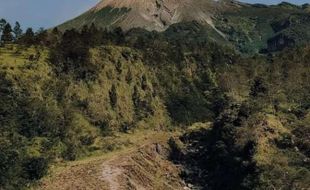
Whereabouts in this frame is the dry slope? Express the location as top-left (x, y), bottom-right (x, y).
top-left (59, 0), bottom-right (243, 32)
top-left (36, 131), bottom-right (186, 190)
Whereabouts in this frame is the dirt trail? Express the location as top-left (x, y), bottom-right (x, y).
top-left (36, 130), bottom-right (186, 190)
top-left (100, 161), bottom-right (124, 190)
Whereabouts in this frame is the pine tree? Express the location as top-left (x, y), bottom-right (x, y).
top-left (23, 28), bottom-right (35, 46)
top-left (36, 27), bottom-right (48, 45)
top-left (88, 23), bottom-right (100, 46)
top-left (1, 23), bottom-right (13, 43)
top-left (13, 22), bottom-right (23, 40)
top-left (52, 27), bottom-right (59, 35)
top-left (0, 19), bottom-right (7, 33)
top-left (48, 27), bottom-right (61, 46)
top-left (81, 25), bottom-right (90, 46)
top-left (89, 23), bottom-right (98, 34)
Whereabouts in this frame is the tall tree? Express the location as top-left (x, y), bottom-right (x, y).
top-left (1, 23), bottom-right (13, 43)
top-left (88, 23), bottom-right (100, 46)
top-left (0, 19), bottom-right (7, 33)
top-left (36, 27), bottom-right (48, 45)
top-left (49, 29), bottom-right (91, 78)
top-left (13, 22), bottom-right (23, 40)
top-left (22, 28), bottom-right (35, 46)
top-left (80, 25), bottom-right (90, 45)
top-left (49, 27), bottom-right (61, 46)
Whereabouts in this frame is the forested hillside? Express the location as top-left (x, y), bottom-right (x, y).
top-left (0, 15), bottom-right (309, 190)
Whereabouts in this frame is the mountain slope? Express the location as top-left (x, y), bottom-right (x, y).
top-left (58, 0), bottom-right (310, 54)
top-left (1, 27), bottom-right (309, 189)
top-left (36, 131), bottom-right (185, 190)
top-left (214, 3), bottom-right (310, 53)
top-left (58, 0), bottom-right (242, 32)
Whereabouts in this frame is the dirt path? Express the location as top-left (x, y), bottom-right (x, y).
top-left (35, 130), bottom-right (185, 190)
top-left (100, 162), bottom-right (124, 190)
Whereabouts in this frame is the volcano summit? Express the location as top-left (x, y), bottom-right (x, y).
top-left (59, 0), bottom-right (310, 54)
top-left (59, 0), bottom-right (241, 32)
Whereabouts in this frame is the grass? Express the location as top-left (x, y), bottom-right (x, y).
top-left (0, 44), bottom-right (48, 67)
top-left (32, 128), bottom-right (181, 190)
top-left (58, 7), bottom-right (130, 31)
top-left (253, 114), bottom-right (288, 166)
top-left (57, 129), bottom-right (177, 166)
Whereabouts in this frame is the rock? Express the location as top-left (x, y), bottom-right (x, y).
top-left (294, 146), bottom-right (299, 152)
top-left (156, 143), bottom-right (162, 154)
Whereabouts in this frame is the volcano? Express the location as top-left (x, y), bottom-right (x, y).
top-left (58, 0), bottom-right (310, 54)
top-left (59, 0), bottom-right (243, 32)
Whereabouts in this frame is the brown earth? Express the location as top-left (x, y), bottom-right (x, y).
top-left (60, 0), bottom-right (244, 32)
top-left (35, 131), bottom-right (187, 190)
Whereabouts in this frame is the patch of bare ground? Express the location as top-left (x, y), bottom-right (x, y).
top-left (35, 130), bottom-right (186, 190)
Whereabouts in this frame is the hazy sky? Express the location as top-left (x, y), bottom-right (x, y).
top-left (0, 0), bottom-right (308, 30)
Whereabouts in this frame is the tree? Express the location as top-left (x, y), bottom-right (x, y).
top-left (23, 157), bottom-right (49, 180)
top-left (0, 19), bottom-right (7, 33)
top-left (80, 24), bottom-right (100, 46)
top-left (13, 22), bottom-right (23, 40)
top-left (89, 23), bottom-right (98, 35)
top-left (109, 84), bottom-right (117, 108)
top-left (47, 27), bottom-right (61, 46)
top-left (58, 29), bottom-right (87, 64)
top-left (112, 27), bottom-right (124, 44)
top-left (81, 25), bottom-right (91, 46)
top-left (1, 23), bottom-right (13, 43)
top-left (49, 29), bottom-right (95, 79)
top-left (35, 27), bottom-right (48, 45)
top-left (88, 23), bottom-right (100, 46)
top-left (250, 77), bottom-right (268, 98)
top-left (22, 28), bottom-right (35, 46)
top-left (52, 27), bottom-right (59, 35)
top-left (132, 85), bottom-right (140, 108)
top-left (141, 75), bottom-right (148, 90)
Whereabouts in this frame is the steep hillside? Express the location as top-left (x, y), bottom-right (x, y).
top-left (58, 0), bottom-right (310, 54)
top-left (0, 44), bottom-right (170, 190)
top-left (59, 0), bottom-right (241, 32)
top-left (0, 22), bottom-right (309, 189)
top-left (215, 3), bottom-right (310, 53)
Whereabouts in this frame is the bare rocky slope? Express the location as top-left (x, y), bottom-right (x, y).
top-left (59, 0), bottom-right (242, 32)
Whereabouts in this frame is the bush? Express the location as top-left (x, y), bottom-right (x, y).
top-left (23, 157), bottom-right (49, 180)
top-left (62, 144), bottom-right (79, 161)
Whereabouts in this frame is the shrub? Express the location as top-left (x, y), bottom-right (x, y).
top-left (23, 157), bottom-right (49, 180)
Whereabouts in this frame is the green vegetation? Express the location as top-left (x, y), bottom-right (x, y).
top-left (0, 10), bottom-right (309, 190)
top-left (58, 1), bottom-right (310, 55)
top-left (214, 4), bottom-right (310, 54)
top-left (58, 7), bottom-right (130, 31)
top-left (169, 45), bottom-right (310, 189)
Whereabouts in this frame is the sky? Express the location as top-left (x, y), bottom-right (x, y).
top-left (0, 0), bottom-right (309, 30)
top-left (0, 0), bottom-right (100, 30)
